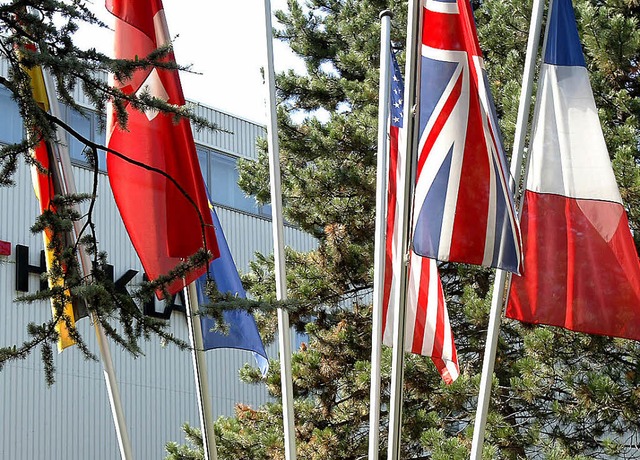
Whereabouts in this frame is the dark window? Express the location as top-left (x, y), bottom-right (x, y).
top-left (65, 106), bottom-right (106, 170)
top-left (197, 146), bottom-right (271, 218)
top-left (0, 87), bottom-right (24, 144)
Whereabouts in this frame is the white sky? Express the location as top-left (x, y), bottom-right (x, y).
top-left (78, 0), bottom-right (304, 125)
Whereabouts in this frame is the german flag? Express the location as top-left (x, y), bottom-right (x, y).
top-left (23, 44), bottom-right (77, 351)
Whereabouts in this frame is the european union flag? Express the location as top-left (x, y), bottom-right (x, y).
top-left (196, 206), bottom-right (269, 376)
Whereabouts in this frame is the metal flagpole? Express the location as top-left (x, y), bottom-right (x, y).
top-left (184, 283), bottom-right (218, 460)
top-left (262, 1), bottom-right (297, 458)
top-left (368, 10), bottom-right (393, 459)
top-left (469, 0), bottom-right (546, 457)
top-left (387, 0), bottom-right (422, 458)
top-left (41, 70), bottom-right (135, 460)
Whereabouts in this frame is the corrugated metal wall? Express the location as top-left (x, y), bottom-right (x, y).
top-left (0, 111), bottom-right (316, 459)
top-left (62, 67), bottom-right (264, 162)
top-left (190, 102), bottom-right (265, 161)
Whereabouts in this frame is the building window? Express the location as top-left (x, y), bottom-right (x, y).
top-left (198, 146), bottom-right (271, 218)
top-left (0, 88), bottom-right (107, 171)
top-left (64, 105), bottom-right (106, 170)
top-left (0, 88), bottom-right (270, 219)
top-left (0, 87), bottom-right (24, 144)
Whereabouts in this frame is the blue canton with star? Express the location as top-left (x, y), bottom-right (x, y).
top-left (390, 50), bottom-right (404, 128)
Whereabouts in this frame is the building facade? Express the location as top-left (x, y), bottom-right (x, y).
top-left (0, 76), bottom-right (315, 459)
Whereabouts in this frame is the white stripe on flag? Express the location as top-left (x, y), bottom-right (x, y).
top-left (528, 65), bottom-right (622, 203)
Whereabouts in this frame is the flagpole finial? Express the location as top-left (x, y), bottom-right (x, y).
top-left (379, 9), bottom-right (393, 20)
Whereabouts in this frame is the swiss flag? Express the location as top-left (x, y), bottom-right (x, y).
top-left (106, 0), bottom-right (218, 296)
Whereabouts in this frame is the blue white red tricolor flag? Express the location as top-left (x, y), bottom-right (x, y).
top-left (382, 50), bottom-right (459, 384)
top-left (197, 203), bottom-right (268, 376)
top-left (506, 0), bottom-right (640, 340)
top-left (412, 0), bottom-right (521, 274)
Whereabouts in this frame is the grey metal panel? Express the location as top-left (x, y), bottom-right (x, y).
top-left (0, 163), bottom-right (119, 459)
top-left (189, 102), bottom-right (266, 160)
top-left (0, 159), bottom-right (316, 459)
top-left (216, 206), bottom-right (318, 273)
top-left (0, 58), bottom-right (8, 79)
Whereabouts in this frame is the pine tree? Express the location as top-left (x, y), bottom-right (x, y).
top-left (170, 0), bottom-right (640, 458)
top-left (0, 0), bottom-right (215, 383)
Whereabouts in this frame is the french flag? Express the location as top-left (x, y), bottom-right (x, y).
top-left (506, 0), bottom-right (640, 340)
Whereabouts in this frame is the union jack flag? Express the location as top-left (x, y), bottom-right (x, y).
top-left (412, 0), bottom-right (521, 273)
top-left (382, 50), bottom-right (459, 384)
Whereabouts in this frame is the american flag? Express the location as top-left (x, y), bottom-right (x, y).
top-left (382, 50), bottom-right (459, 384)
top-left (412, 0), bottom-right (521, 274)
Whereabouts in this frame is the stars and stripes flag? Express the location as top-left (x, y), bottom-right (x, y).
top-left (506, 0), bottom-right (640, 340)
top-left (382, 49), bottom-right (459, 384)
top-left (412, 0), bottom-right (521, 274)
top-left (106, 0), bottom-right (218, 297)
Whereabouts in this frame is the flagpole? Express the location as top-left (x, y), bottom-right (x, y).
top-left (387, 0), bottom-right (422, 458)
top-left (183, 283), bottom-right (218, 460)
top-left (262, 1), bottom-right (297, 459)
top-left (469, 0), bottom-right (545, 457)
top-left (41, 71), bottom-right (135, 460)
top-left (368, 10), bottom-right (393, 459)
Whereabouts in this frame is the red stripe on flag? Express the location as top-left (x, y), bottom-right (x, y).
top-left (382, 126), bottom-right (400, 336)
top-left (410, 258), bottom-right (429, 352)
top-left (449, 72), bottom-right (490, 265)
top-left (431, 276), bottom-right (446, 358)
top-left (422, 5), bottom-right (465, 52)
top-left (457, 0), bottom-right (483, 67)
top-left (508, 192), bottom-right (640, 340)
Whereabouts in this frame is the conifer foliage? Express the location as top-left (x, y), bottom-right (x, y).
top-left (0, 0), bottom-right (215, 383)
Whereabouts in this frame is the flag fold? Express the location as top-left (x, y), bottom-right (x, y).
top-left (197, 204), bottom-right (269, 376)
